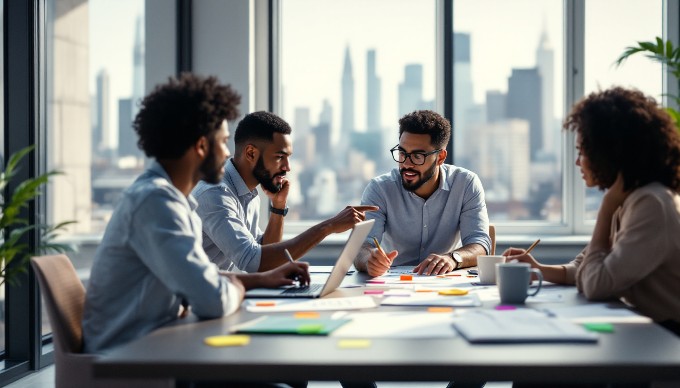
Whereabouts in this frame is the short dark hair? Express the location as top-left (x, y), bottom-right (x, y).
top-left (133, 73), bottom-right (241, 159)
top-left (234, 111), bottom-right (292, 147)
top-left (398, 110), bottom-right (451, 149)
top-left (564, 86), bottom-right (680, 191)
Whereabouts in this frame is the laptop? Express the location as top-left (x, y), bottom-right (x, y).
top-left (244, 219), bottom-right (374, 298)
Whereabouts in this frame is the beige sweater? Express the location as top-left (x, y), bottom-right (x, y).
top-left (564, 182), bottom-right (680, 323)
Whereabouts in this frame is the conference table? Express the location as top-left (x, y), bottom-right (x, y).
top-left (92, 267), bottom-right (680, 385)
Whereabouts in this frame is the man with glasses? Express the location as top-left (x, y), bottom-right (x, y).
top-left (354, 110), bottom-right (491, 278)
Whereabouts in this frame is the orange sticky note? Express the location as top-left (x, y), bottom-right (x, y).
top-left (255, 301), bottom-right (276, 307)
top-left (294, 312), bottom-right (320, 319)
top-left (415, 289), bottom-right (435, 293)
top-left (400, 274), bottom-right (413, 281)
top-left (428, 307), bottom-right (454, 313)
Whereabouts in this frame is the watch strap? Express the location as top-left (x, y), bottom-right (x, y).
top-left (269, 204), bottom-right (288, 216)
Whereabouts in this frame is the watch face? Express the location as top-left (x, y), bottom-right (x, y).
top-left (453, 252), bottom-right (463, 263)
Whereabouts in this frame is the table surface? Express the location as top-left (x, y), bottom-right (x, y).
top-left (93, 268), bottom-right (680, 384)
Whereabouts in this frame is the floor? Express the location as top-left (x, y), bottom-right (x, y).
top-left (3, 366), bottom-right (513, 388)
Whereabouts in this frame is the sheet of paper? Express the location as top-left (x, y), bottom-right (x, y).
top-left (381, 293), bottom-right (482, 307)
top-left (245, 295), bottom-right (378, 313)
top-left (452, 309), bottom-right (599, 343)
top-left (543, 303), bottom-right (652, 323)
top-left (332, 311), bottom-right (458, 338)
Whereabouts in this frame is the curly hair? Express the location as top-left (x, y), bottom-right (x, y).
top-left (398, 110), bottom-right (451, 149)
top-left (564, 87), bottom-right (680, 191)
top-left (234, 111), bottom-right (292, 148)
top-left (133, 73), bottom-right (241, 159)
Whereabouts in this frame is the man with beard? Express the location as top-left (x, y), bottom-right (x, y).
top-left (354, 110), bottom-right (491, 278)
top-left (83, 75), bottom-right (310, 366)
top-left (193, 111), bottom-right (377, 272)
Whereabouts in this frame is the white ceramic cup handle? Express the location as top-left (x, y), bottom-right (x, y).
top-left (528, 268), bottom-right (543, 296)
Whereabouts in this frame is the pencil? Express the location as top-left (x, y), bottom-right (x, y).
top-left (372, 237), bottom-right (386, 256)
top-left (525, 239), bottom-right (541, 255)
top-left (284, 249), bottom-right (295, 263)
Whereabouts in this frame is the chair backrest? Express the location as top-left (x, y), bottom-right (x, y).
top-left (489, 224), bottom-right (496, 255)
top-left (31, 254), bottom-right (86, 354)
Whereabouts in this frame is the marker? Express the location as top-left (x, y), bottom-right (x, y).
top-left (284, 249), bottom-right (301, 286)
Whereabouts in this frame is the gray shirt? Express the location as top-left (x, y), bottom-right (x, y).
top-left (192, 159), bottom-right (263, 272)
top-left (357, 165), bottom-right (490, 266)
top-left (83, 161), bottom-right (241, 354)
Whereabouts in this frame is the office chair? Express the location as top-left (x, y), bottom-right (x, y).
top-left (31, 254), bottom-right (172, 388)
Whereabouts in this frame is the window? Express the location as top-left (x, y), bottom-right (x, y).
top-left (453, 0), bottom-right (565, 226)
top-left (582, 0), bottom-right (663, 220)
top-left (278, 0), bottom-right (436, 220)
top-left (0, 0), bottom-right (4, 356)
top-left (44, 0), bottom-right (146, 340)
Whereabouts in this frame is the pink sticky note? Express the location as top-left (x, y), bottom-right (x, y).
top-left (495, 305), bottom-right (516, 311)
top-left (364, 290), bottom-right (384, 295)
top-left (366, 279), bottom-right (385, 284)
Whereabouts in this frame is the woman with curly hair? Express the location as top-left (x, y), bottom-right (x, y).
top-left (505, 87), bottom-right (680, 336)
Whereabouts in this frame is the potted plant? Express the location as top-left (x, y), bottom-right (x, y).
top-left (616, 37), bottom-right (680, 125)
top-left (1, 145), bottom-right (74, 287)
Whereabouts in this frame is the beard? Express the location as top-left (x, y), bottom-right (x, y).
top-left (400, 159), bottom-right (437, 192)
top-left (199, 141), bottom-right (224, 184)
top-left (253, 155), bottom-right (285, 193)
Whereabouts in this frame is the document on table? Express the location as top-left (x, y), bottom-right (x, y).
top-left (331, 311), bottom-right (458, 338)
top-left (542, 303), bottom-right (652, 323)
top-left (452, 309), bottom-right (599, 343)
top-left (245, 295), bottom-right (378, 312)
top-left (381, 293), bottom-right (482, 307)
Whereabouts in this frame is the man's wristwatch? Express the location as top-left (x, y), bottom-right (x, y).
top-left (449, 251), bottom-right (463, 270)
top-left (269, 204), bottom-right (289, 216)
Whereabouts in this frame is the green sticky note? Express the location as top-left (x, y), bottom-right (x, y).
top-left (297, 324), bottom-right (324, 334)
top-left (583, 322), bottom-right (614, 333)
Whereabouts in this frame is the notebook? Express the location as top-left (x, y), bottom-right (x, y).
top-left (244, 219), bottom-right (374, 298)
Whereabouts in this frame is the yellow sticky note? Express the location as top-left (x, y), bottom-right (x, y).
top-left (337, 339), bottom-right (372, 349)
top-left (438, 288), bottom-right (468, 296)
top-left (204, 334), bottom-right (251, 347)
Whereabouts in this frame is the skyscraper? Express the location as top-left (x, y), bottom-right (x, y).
top-left (366, 49), bottom-right (381, 132)
top-left (398, 64), bottom-right (424, 117)
top-left (507, 68), bottom-right (542, 160)
top-left (536, 26), bottom-right (555, 156)
top-left (454, 33), bottom-right (474, 161)
top-left (95, 69), bottom-right (111, 152)
top-left (117, 98), bottom-right (136, 158)
top-left (341, 46), bottom-right (355, 134)
top-left (131, 15), bottom-right (145, 120)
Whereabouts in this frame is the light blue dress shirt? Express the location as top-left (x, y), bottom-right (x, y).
top-left (358, 164), bottom-right (491, 266)
top-left (82, 161), bottom-right (241, 354)
top-left (192, 159), bottom-right (263, 272)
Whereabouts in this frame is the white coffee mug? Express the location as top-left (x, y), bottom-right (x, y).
top-left (496, 262), bottom-right (543, 304)
top-left (477, 255), bottom-right (506, 284)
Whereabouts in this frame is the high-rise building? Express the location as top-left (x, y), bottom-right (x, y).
top-left (117, 98), bottom-right (137, 158)
top-left (454, 33), bottom-right (474, 161)
top-left (95, 69), bottom-right (112, 152)
top-left (131, 15), bottom-right (145, 120)
top-left (536, 26), bottom-right (555, 156)
top-left (486, 91), bottom-right (506, 123)
top-left (398, 64), bottom-right (424, 117)
top-left (366, 49), bottom-right (381, 132)
top-left (294, 107), bottom-right (313, 165)
top-left (341, 46), bottom-right (355, 134)
top-left (507, 68), bottom-right (543, 160)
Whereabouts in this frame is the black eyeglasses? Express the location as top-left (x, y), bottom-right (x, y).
top-left (389, 145), bottom-right (442, 165)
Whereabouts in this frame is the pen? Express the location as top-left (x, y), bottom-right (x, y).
top-left (372, 237), bottom-right (386, 256)
top-left (284, 249), bottom-right (301, 286)
top-left (525, 239), bottom-right (541, 255)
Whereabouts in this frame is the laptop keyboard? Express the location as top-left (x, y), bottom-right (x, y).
top-left (281, 283), bottom-right (323, 295)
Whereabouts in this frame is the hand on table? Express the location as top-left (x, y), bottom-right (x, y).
top-left (414, 253), bottom-right (456, 276)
